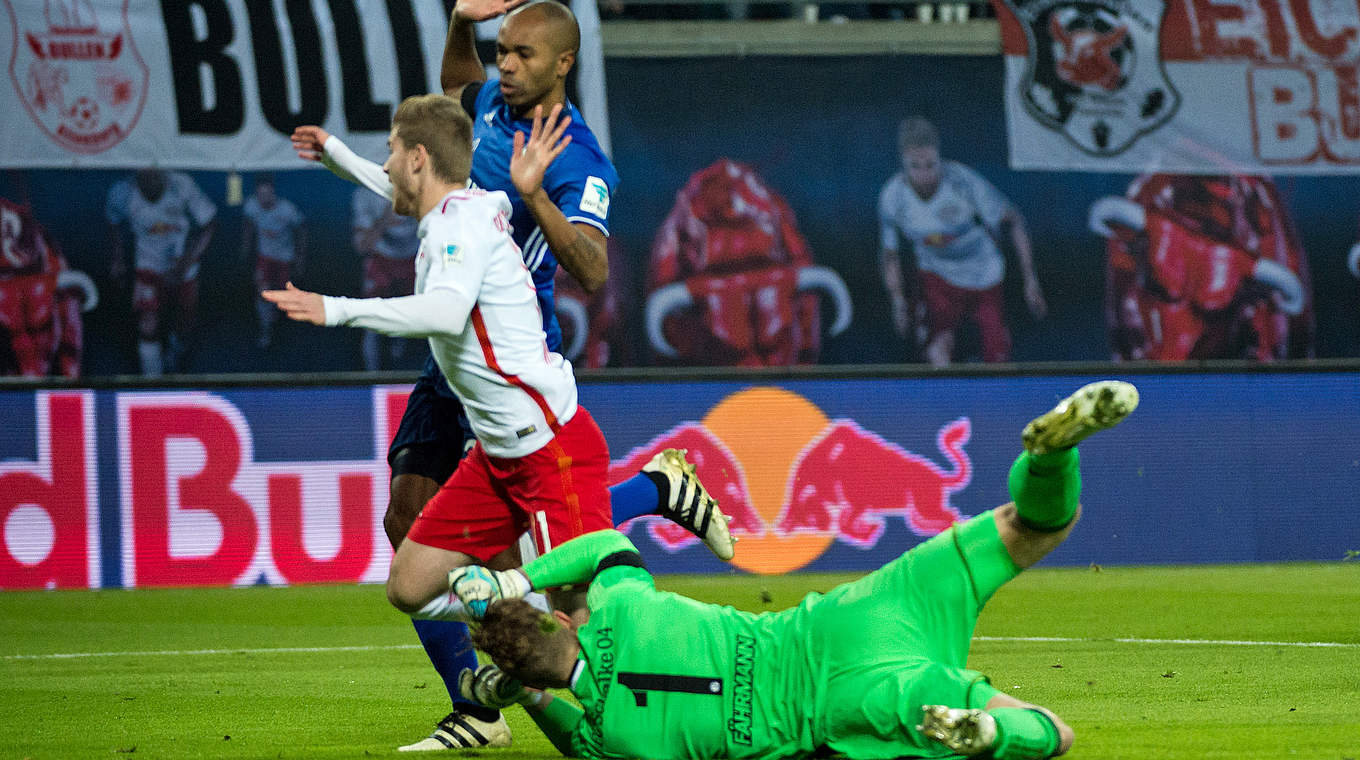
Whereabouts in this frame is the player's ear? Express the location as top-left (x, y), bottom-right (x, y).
top-left (552, 608), bottom-right (575, 629)
top-left (555, 51), bottom-right (574, 79)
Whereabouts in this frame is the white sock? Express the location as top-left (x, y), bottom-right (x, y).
top-left (525, 592), bottom-right (550, 613)
top-left (412, 591), bottom-right (471, 621)
top-left (138, 340), bottom-right (163, 376)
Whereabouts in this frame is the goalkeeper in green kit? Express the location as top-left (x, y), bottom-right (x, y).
top-left (449, 380), bottom-right (1139, 759)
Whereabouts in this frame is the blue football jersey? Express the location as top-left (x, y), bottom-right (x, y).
top-left (419, 80), bottom-right (618, 402)
top-left (469, 79), bottom-right (619, 353)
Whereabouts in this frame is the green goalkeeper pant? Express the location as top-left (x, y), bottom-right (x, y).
top-left (805, 509), bottom-right (1021, 759)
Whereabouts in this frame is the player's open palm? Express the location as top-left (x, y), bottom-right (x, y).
top-left (290, 125), bottom-right (331, 162)
top-left (261, 282), bottom-right (326, 325)
top-left (455, 0), bottom-right (529, 22)
top-left (510, 104), bottom-right (573, 199)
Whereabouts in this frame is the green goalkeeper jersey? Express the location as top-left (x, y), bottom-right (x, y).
top-left (520, 530), bottom-right (825, 759)
top-left (519, 525), bottom-right (1008, 760)
top-left (566, 562), bottom-right (818, 760)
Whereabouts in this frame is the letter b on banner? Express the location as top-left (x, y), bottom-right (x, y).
top-left (121, 396), bottom-right (258, 587)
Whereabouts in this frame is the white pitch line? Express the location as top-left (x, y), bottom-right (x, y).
top-left (974, 635), bottom-right (1360, 648)
top-left (5, 636), bottom-right (1358, 662)
top-left (1, 644), bottom-right (423, 661)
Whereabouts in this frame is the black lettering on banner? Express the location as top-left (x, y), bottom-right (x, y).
top-left (245, 0), bottom-right (328, 134)
top-left (161, 0), bottom-right (243, 134)
top-left (326, 0), bottom-right (389, 131)
top-left (386, 0), bottom-right (429, 98)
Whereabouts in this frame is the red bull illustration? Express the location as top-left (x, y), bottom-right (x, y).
top-left (609, 387), bottom-right (971, 574)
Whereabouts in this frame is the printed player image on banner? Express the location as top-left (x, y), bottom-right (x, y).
top-left (995, 0), bottom-right (1360, 174)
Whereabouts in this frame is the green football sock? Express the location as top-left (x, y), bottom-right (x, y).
top-left (1007, 447), bottom-right (1080, 532)
top-left (987, 707), bottom-right (1061, 760)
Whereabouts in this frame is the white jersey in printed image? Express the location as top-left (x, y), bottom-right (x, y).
top-left (243, 196), bottom-right (303, 262)
top-left (418, 189), bottom-right (578, 459)
top-left (878, 160), bottom-right (1010, 290)
top-left (105, 172), bottom-right (218, 275)
top-left (352, 187), bottom-right (419, 261)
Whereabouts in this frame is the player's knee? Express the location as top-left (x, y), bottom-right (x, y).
top-left (384, 573), bottom-right (423, 614)
top-left (385, 473), bottom-right (441, 548)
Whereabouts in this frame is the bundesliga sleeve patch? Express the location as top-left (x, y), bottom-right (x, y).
top-left (580, 176), bottom-right (611, 219)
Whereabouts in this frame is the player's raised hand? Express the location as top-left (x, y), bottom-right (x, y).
top-left (261, 282), bottom-right (326, 325)
top-left (290, 125), bottom-right (332, 162)
top-left (448, 565), bottom-right (531, 618)
top-left (510, 104), bottom-right (573, 199)
top-left (454, 0), bottom-right (529, 23)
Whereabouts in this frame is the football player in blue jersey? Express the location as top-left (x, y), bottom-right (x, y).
top-left (289, 0), bottom-right (735, 751)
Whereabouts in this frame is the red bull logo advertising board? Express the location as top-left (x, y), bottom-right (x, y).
top-left (3, 372), bottom-right (1360, 589)
top-left (610, 387), bottom-right (972, 574)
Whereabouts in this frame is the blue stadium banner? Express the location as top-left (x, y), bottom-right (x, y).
top-left (3, 372), bottom-right (1358, 590)
top-left (0, 0), bottom-right (609, 169)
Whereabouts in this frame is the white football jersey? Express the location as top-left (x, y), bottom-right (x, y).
top-left (352, 188), bottom-right (418, 261)
top-left (878, 161), bottom-right (1010, 290)
top-left (243, 195), bottom-right (303, 262)
top-left (105, 172), bottom-right (217, 275)
top-left (418, 188), bottom-right (577, 459)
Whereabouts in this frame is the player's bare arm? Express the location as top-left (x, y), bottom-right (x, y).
top-left (173, 220), bottom-right (216, 282)
top-left (262, 282), bottom-right (325, 325)
top-left (290, 125), bottom-right (331, 162)
top-left (442, 0), bottom-right (528, 96)
top-left (512, 104), bottom-right (608, 294)
top-left (879, 247), bottom-right (910, 336)
top-left (1005, 207), bottom-right (1047, 319)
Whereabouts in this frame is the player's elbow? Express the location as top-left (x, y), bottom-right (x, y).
top-left (1048, 711), bottom-right (1075, 756)
top-left (578, 263), bottom-right (608, 296)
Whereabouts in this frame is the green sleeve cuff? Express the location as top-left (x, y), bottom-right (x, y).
top-left (522, 529), bottom-right (642, 590)
top-left (528, 695), bottom-right (585, 757)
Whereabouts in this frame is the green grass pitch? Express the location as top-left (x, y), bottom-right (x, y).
top-left (2, 563), bottom-right (1358, 759)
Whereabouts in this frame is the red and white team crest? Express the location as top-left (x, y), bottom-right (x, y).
top-left (5, 0), bottom-right (148, 154)
top-left (1003, 0), bottom-right (1178, 156)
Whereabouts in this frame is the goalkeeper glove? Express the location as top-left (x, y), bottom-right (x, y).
top-left (448, 565), bottom-right (532, 618)
top-left (458, 664), bottom-right (540, 709)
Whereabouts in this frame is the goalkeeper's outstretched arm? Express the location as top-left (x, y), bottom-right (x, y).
top-left (519, 529), bottom-right (645, 590)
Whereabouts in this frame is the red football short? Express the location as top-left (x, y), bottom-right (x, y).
top-left (362, 254), bottom-right (416, 299)
top-left (406, 406), bottom-right (613, 562)
top-left (254, 257), bottom-right (293, 291)
top-left (920, 272), bottom-right (1011, 363)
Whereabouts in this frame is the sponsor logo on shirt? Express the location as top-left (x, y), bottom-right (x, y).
top-left (580, 176), bottom-right (610, 219)
top-left (728, 635), bottom-right (755, 745)
top-left (443, 243), bottom-right (462, 264)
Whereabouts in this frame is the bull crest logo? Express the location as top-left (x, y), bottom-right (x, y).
top-left (1005, 0), bottom-right (1178, 156)
top-left (6, 0), bottom-right (149, 154)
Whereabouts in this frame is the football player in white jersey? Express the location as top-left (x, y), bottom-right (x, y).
top-left (105, 169), bottom-right (217, 375)
top-left (351, 186), bottom-right (421, 369)
top-left (241, 174), bottom-right (305, 349)
top-left (264, 93), bottom-right (614, 644)
top-left (877, 118), bottom-right (1045, 366)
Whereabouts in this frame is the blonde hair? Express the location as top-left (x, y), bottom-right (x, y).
top-left (897, 116), bottom-right (940, 153)
top-left (392, 94), bottom-right (473, 184)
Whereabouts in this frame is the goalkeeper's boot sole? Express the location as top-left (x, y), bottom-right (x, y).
top-left (917, 705), bottom-right (997, 757)
top-left (1022, 380), bottom-right (1139, 455)
top-left (646, 448), bottom-right (736, 561)
top-left (398, 710), bottom-right (511, 752)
